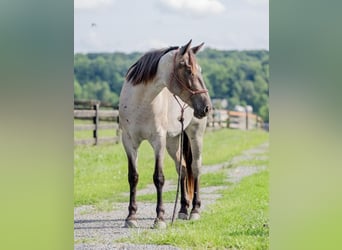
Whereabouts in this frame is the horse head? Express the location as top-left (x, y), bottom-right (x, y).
top-left (169, 39), bottom-right (212, 119)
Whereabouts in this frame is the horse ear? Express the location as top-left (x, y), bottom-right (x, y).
top-left (179, 39), bottom-right (192, 56)
top-left (192, 42), bottom-right (204, 54)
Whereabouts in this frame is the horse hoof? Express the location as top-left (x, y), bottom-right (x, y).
top-left (189, 213), bottom-right (200, 221)
top-left (124, 219), bottom-right (138, 228)
top-left (178, 212), bottom-right (188, 220)
top-left (152, 218), bottom-right (167, 229)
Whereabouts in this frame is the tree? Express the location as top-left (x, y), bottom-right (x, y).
top-left (74, 49), bottom-right (269, 119)
top-left (74, 80), bottom-right (82, 100)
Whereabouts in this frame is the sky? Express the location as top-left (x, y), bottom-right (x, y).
top-left (74, 0), bottom-right (269, 53)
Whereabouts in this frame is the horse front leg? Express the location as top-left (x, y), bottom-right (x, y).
top-left (152, 139), bottom-right (167, 229)
top-left (124, 152), bottom-right (139, 228)
top-left (122, 133), bottom-right (140, 228)
top-left (179, 165), bottom-right (190, 219)
top-left (190, 174), bottom-right (201, 220)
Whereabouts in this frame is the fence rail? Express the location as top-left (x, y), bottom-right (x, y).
top-left (207, 109), bottom-right (264, 131)
top-left (74, 103), bottom-right (120, 146)
top-left (74, 123), bottom-right (119, 131)
top-left (74, 110), bottom-right (119, 118)
top-left (74, 137), bottom-right (119, 146)
top-left (74, 101), bottom-right (265, 146)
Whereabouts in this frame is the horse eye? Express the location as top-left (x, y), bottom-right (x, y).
top-left (188, 69), bottom-right (194, 78)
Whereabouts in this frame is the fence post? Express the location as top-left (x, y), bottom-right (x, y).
top-left (116, 115), bottom-right (121, 144)
top-left (218, 111), bottom-right (222, 128)
top-left (245, 107), bottom-right (249, 130)
top-left (227, 111), bottom-right (230, 128)
top-left (93, 103), bottom-right (99, 145)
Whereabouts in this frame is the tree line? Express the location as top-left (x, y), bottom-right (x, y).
top-left (74, 48), bottom-right (269, 121)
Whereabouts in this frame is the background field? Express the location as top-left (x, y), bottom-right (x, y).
top-left (74, 129), bottom-right (268, 206)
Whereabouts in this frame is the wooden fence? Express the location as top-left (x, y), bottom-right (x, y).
top-left (207, 109), bottom-right (263, 131)
top-left (74, 101), bottom-right (264, 146)
top-left (74, 101), bottom-right (121, 146)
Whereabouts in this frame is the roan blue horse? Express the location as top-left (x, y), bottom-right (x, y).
top-left (119, 40), bottom-right (212, 228)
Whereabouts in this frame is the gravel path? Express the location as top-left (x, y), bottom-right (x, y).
top-left (74, 142), bottom-right (268, 249)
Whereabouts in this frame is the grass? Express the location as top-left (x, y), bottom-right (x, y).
top-left (74, 129), bottom-right (268, 206)
top-left (201, 171), bottom-right (227, 187)
top-left (139, 191), bottom-right (176, 203)
top-left (118, 170), bottom-right (269, 249)
top-left (202, 129), bottom-right (268, 165)
top-left (74, 140), bottom-right (176, 206)
top-left (233, 157), bottom-right (269, 169)
top-left (74, 128), bottom-right (269, 249)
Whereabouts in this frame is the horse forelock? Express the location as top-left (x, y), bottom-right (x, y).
top-left (126, 46), bottom-right (179, 85)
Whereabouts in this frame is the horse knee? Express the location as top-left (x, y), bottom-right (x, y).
top-left (128, 172), bottom-right (139, 187)
top-left (153, 172), bottom-right (165, 188)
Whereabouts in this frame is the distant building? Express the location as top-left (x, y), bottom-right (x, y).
top-left (234, 105), bottom-right (253, 113)
top-left (212, 98), bottom-right (228, 109)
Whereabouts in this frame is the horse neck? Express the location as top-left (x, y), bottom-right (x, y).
top-left (157, 50), bottom-right (176, 89)
top-left (126, 51), bottom-right (175, 104)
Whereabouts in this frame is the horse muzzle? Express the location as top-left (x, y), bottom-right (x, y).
top-left (194, 105), bottom-right (211, 119)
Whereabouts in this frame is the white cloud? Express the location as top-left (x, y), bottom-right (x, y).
top-left (74, 0), bottom-right (115, 10)
top-left (145, 39), bottom-right (169, 50)
top-left (243, 0), bottom-right (268, 6)
top-left (158, 0), bottom-right (225, 16)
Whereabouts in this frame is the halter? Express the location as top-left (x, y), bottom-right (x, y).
top-left (169, 51), bottom-right (208, 96)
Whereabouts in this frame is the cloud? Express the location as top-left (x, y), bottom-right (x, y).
top-left (74, 0), bottom-right (115, 10)
top-left (145, 39), bottom-right (170, 49)
top-left (243, 0), bottom-right (269, 7)
top-left (158, 0), bottom-right (225, 16)
top-left (131, 39), bottom-right (170, 52)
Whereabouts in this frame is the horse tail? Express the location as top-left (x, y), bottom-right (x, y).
top-left (182, 132), bottom-right (194, 203)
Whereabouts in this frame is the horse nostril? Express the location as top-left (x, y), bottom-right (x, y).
top-left (204, 106), bottom-right (210, 114)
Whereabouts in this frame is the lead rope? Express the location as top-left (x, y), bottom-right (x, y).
top-left (171, 95), bottom-right (188, 226)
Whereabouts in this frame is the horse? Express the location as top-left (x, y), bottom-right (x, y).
top-left (119, 40), bottom-right (212, 229)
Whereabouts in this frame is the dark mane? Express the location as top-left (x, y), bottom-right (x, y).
top-left (126, 46), bottom-right (179, 85)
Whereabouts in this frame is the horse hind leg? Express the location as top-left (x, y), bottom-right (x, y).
top-left (178, 168), bottom-right (191, 220)
top-left (185, 127), bottom-right (205, 221)
top-left (182, 132), bottom-right (197, 220)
